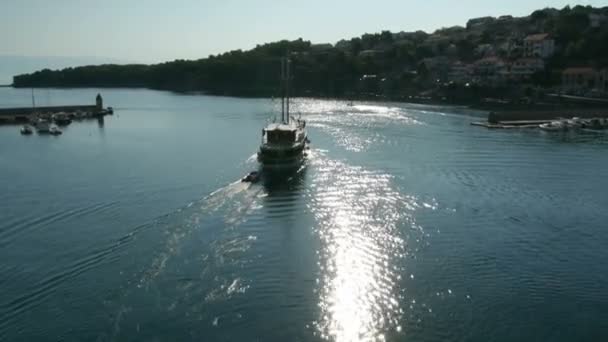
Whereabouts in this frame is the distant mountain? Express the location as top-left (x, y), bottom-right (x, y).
top-left (0, 55), bottom-right (131, 84)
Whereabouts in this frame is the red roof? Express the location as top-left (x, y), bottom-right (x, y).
top-left (525, 33), bottom-right (549, 41)
top-left (562, 67), bottom-right (596, 75)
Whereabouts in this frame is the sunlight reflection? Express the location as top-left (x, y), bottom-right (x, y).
top-left (295, 99), bottom-right (424, 152)
top-left (309, 153), bottom-right (427, 341)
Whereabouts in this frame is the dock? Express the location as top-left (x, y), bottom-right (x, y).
top-left (472, 105), bottom-right (608, 129)
top-left (0, 94), bottom-right (111, 124)
top-left (471, 120), bottom-right (549, 129)
top-left (488, 109), bottom-right (608, 124)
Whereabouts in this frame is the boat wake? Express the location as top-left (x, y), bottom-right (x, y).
top-left (99, 178), bottom-right (266, 340)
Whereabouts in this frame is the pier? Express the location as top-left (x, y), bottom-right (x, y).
top-left (488, 108), bottom-right (608, 124)
top-left (0, 94), bottom-right (112, 124)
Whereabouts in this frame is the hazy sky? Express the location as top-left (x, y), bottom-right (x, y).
top-left (1, 0), bottom-right (605, 64)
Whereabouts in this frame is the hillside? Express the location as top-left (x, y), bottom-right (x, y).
top-left (12, 5), bottom-right (608, 102)
top-left (0, 56), bottom-right (130, 85)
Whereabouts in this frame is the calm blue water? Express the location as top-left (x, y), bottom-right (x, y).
top-left (1, 88), bottom-right (608, 342)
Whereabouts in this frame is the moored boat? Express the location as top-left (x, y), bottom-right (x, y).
top-left (53, 113), bottom-right (72, 126)
top-left (566, 117), bottom-right (582, 129)
top-left (36, 119), bottom-right (51, 133)
top-left (539, 120), bottom-right (565, 131)
top-left (49, 124), bottom-right (62, 135)
top-left (20, 125), bottom-right (34, 135)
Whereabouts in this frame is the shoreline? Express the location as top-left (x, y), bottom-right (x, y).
top-left (7, 85), bottom-right (608, 124)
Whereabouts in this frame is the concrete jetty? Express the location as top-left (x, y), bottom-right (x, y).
top-left (488, 108), bottom-right (608, 124)
top-left (0, 94), bottom-right (111, 124)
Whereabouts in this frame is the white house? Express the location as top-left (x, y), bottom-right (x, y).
top-left (523, 33), bottom-right (555, 59)
top-left (473, 57), bottom-right (509, 85)
top-left (509, 58), bottom-right (544, 79)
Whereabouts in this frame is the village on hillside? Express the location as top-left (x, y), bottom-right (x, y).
top-left (13, 6), bottom-right (608, 105)
top-left (303, 6), bottom-right (608, 103)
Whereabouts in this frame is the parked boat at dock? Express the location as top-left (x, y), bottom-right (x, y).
top-left (580, 117), bottom-right (608, 130)
top-left (539, 120), bottom-right (567, 132)
top-left (52, 113), bottom-right (72, 126)
top-left (20, 125), bottom-right (33, 135)
top-left (36, 119), bottom-right (50, 133)
top-left (49, 125), bottom-right (62, 135)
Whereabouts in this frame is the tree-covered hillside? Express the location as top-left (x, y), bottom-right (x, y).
top-left (13, 5), bottom-right (608, 100)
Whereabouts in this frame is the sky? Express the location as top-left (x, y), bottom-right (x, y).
top-left (0, 0), bottom-right (605, 64)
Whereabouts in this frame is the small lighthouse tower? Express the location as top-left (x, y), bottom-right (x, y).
top-left (95, 93), bottom-right (103, 112)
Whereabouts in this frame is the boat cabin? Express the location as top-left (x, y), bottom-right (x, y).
top-left (263, 123), bottom-right (299, 145)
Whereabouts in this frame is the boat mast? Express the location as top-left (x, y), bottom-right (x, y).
top-left (280, 57), bottom-right (292, 124)
top-left (285, 58), bottom-right (290, 125)
top-left (280, 59), bottom-right (286, 123)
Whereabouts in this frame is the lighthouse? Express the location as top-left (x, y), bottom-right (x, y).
top-left (96, 94), bottom-right (103, 112)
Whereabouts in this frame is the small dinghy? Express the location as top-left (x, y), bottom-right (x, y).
top-left (20, 125), bottom-right (33, 135)
top-left (242, 171), bottom-right (261, 183)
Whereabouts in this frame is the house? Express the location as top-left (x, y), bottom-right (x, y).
top-left (524, 33), bottom-right (555, 59)
top-left (589, 13), bottom-right (607, 28)
top-left (473, 57), bottom-right (508, 86)
top-left (509, 58), bottom-right (544, 79)
top-left (448, 62), bottom-right (472, 84)
top-left (473, 57), bottom-right (506, 75)
top-left (498, 41), bottom-right (522, 58)
top-left (562, 68), bottom-right (597, 92)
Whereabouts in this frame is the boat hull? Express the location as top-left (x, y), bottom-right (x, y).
top-left (258, 143), bottom-right (306, 167)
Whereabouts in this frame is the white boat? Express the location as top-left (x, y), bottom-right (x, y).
top-left (539, 120), bottom-right (567, 132)
top-left (36, 119), bottom-right (50, 133)
top-left (49, 124), bottom-right (62, 135)
top-left (20, 125), bottom-right (33, 135)
top-left (566, 117), bottom-right (582, 129)
top-left (258, 58), bottom-right (308, 166)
